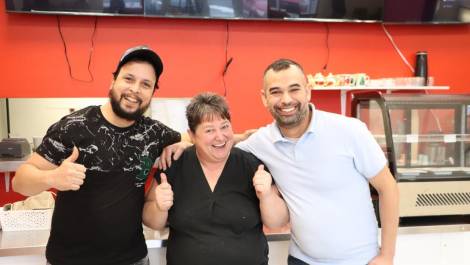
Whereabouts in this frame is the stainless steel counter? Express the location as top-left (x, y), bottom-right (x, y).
top-left (0, 157), bottom-right (28, 172)
top-left (0, 227), bottom-right (291, 257)
top-left (2, 224), bottom-right (470, 258)
top-left (397, 223), bottom-right (470, 235)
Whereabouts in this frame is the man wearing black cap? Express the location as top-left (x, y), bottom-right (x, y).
top-left (13, 45), bottom-right (182, 265)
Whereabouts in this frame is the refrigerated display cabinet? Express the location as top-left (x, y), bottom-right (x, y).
top-left (352, 92), bottom-right (470, 217)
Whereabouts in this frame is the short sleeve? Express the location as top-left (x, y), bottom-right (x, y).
top-left (151, 120), bottom-right (181, 158)
top-left (36, 119), bottom-right (76, 166)
top-left (154, 163), bottom-right (177, 185)
top-left (234, 148), bottom-right (273, 184)
top-left (159, 124), bottom-right (181, 149)
top-left (352, 120), bottom-right (388, 179)
top-left (235, 138), bottom-right (250, 152)
top-left (153, 148), bottom-right (182, 186)
top-left (243, 151), bottom-right (262, 172)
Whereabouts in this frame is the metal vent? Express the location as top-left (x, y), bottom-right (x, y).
top-left (415, 192), bottom-right (470, 207)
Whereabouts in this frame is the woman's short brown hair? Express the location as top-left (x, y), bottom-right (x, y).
top-left (186, 92), bottom-right (231, 132)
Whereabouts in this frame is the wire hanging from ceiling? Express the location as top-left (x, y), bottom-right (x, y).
top-left (56, 15), bottom-right (98, 83)
top-left (381, 23), bottom-right (415, 74)
top-left (322, 22), bottom-right (330, 72)
top-left (222, 20), bottom-right (233, 97)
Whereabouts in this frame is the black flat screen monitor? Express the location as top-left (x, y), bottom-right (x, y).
top-left (384, 0), bottom-right (470, 24)
top-left (4, 0), bottom-right (380, 21)
top-left (4, 0), bottom-right (470, 23)
top-left (268, 0), bottom-right (382, 22)
top-left (5, 0), bottom-right (268, 18)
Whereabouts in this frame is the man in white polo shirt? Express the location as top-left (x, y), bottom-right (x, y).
top-left (235, 59), bottom-right (399, 265)
top-left (159, 59), bottom-right (399, 265)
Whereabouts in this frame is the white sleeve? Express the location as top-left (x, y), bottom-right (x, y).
top-left (352, 120), bottom-right (388, 179)
top-left (235, 139), bottom-right (250, 152)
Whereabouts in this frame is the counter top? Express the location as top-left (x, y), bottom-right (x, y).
top-left (0, 227), bottom-right (291, 257)
top-left (2, 224), bottom-right (470, 257)
top-left (0, 157), bottom-right (28, 172)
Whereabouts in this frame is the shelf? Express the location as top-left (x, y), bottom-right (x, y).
top-left (311, 86), bottom-right (450, 115)
top-left (374, 134), bottom-right (470, 144)
top-left (312, 85), bottom-right (449, 91)
top-left (397, 166), bottom-right (470, 179)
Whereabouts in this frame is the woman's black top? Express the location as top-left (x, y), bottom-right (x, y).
top-left (156, 146), bottom-right (268, 265)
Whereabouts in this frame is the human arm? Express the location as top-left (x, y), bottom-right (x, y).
top-left (233, 128), bottom-right (257, 144)
top-left (253, 165), bottom-right (289, 229)
top-left (368, 166), bottom-right (399, 265)
top-left (155, 127), bottom-right (192, 170)
top-left (142, 173), bottom-right (173, 230)
top-left (12, 147), bottom-right (86, 196)
top-left (157, 141), bottom-right (193, 170)
top-left (180, 132), bottom-right (192, 143)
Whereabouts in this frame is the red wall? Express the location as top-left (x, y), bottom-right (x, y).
top-left (1, 4), bottom-right (470, 204)
top-left (1, 4), bottom-right (470, 130)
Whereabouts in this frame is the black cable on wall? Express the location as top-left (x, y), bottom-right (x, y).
top-left (322, 22), bottom-right (330, 72)
top-left (56, 15), bottom-right (98, 83)
top-left (5, 98), bottom-right (10, 138)
top-left (222, 20), bottom-right (233, 97)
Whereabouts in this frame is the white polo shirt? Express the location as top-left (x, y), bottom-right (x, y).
top-left (237, 104), bottom-right (387, 265)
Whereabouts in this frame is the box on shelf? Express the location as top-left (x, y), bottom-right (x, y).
top-left (0, 191), bottom-right (54, 231)
top-left (0, 208), bottom-right (53, 231)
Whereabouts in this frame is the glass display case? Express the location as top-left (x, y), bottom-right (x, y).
top-left (352, 92), bottom-right (470, 217)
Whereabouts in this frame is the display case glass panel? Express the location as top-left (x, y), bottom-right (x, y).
top-left (355, 93), bottom-right (470, 181)
top-left (389, 105), bottom-right (470, 180)
top-left (353, 93), bottom-right (470, 218)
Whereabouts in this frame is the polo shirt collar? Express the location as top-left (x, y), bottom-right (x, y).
top-left (269, 103), bottom-right (317, 143)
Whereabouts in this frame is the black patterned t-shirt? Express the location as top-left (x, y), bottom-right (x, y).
top-left (36, 105), bottom-right (181, 265)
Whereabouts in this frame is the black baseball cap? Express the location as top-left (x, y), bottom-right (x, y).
top-left (114, 45), bottom-right (164, 88)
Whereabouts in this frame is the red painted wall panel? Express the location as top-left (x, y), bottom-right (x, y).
top-left (1, 5), bottom-right (470, 130)
top-left (0, 172), bottom-right (26, 206)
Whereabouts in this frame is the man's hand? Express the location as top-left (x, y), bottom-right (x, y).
top-left (368, 253), bottom-right (393, 265)
top-left (155, 173), bottom-right (174, 211)
top-left (253, 165), bottom-right (273, 199)
top-left (157, 142), bottom-right (192, 170)
top-left (49, 146), bottom-right (87, 191)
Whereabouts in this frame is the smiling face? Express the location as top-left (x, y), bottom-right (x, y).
top-left (262, 64), bottom-right (311, 130)
top-left (190, 115), bottom-right (234, 164)
top-left (109, 60), bottom-right (156, 121)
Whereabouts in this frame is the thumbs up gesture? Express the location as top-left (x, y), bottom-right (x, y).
top-left (51, 146), bottom-right (87, 191)
top-left (155, 173), bottom-right (174, 211)
top-left (253, 165), bottom-right (273, 199)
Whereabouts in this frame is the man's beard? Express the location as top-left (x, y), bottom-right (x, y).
top-left (270, 103), bottom-right (309, 129)
top-left (108, 89), bottom-right (150, 121)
